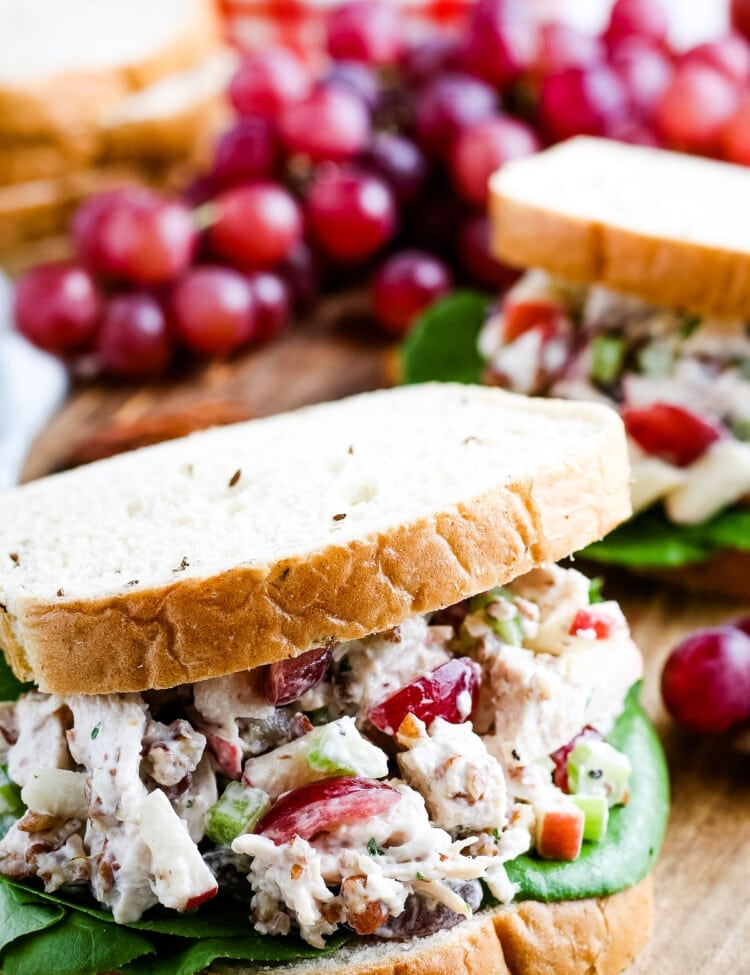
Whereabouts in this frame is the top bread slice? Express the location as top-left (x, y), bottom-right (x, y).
top-left (0, 384), bottom-right (630, 695)
top-left (490, 136), bottom-right (750, 319)
top-left (0, 0), bottom-right (222, 142)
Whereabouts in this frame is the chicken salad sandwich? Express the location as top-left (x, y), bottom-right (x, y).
top-left (0, 384), bottom-right (668, 975)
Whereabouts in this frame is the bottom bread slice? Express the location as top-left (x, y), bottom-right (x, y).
top-left (209, 877), bottom-right (652, 975)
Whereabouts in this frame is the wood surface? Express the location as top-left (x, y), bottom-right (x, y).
top-left (20, 299), bottom-right (750, 975)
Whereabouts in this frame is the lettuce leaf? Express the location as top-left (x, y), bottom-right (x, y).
top-left (400, 291), bottom-right (488, 385)
top-left (0, 656), bottom-right (33, 703)
top-left (583, 506), bottom-right (750, 568)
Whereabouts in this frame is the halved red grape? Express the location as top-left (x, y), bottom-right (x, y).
top-left (367, 658), bottom-right (481, 736)
top-left (680, 34), bottom-right (750, 88)
top-left (229, 47), bottom-right (311, 120)
top-left (171, 266), bottom-right (257, 357)
top-left (550, 727), bottom-right (601, 792)
top-left (257, 776), bottom-right (400, 844)
top-left (661, 626), bottom-right (750, 733)
top-left (246, 271), bottom-right (292, 342)
top-left (371, 249), bottom-right (452, 336)
top-left (459, 0), bottom-right (536, 89)
top-left (732, 0), bottom-right (750, 42)
top-left (326, 0), bottom-right (402, 65)
top-left (306, 167), bottom-right (397, 263)
top-left (205, 732), bottom-right (244, 780)
top-left (655, 64), bottom-right (739, 155)
top-left (280, 86), bottom-right (371, 163)
top-left (265, 645), bottom-right (334, 706)
top-left (621, 402), bottom-right (723, 467)
top-left (532, 21), bottom-right (604, 78)
top-left (13, 262), bottom-right (102, 354)
top-left (603, 0), bottom-right (669, 51)
top-left (450, 114), bottom-right (539, 206)
top-left (414, 73), bottom-right (497, 157)
top-left (208, 183), bottom-right (303, 270)
top-left (97, 293), bottom-right (172, 377)
top-left (539, 65), bottom-right (628, 140)
top-left (73, 188), bottom-right (196, 285)
top-left (211, 119), bottom-right (278, 188)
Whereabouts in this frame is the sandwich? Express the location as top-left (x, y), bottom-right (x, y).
top-left (403, 138), bottom-right (750, 597)
top-left (0, 384), bottom-right (668, 975)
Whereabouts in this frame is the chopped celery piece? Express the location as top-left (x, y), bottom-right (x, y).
top-left (637, 340), bottom-right (674, 377)
top-left (0, 765), bottom-right (23, 816)
top-left (468, 587), bottom-right (512, 612)
top-left (591, 336), bottom-right (625, 385)
top-left (205, 782), bottom-right (271, 847)
top-left (490, 616), bottom-right (524, 646)
top-left (588, 577), bottom-right (604, 604)
top-left (568, 740), bottom-right (632, 807)
top-left (307, 718), bottom-right (388, 778)
top-left (573, 795), bottom-right (609, 842)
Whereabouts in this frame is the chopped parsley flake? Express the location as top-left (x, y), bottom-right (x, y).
top-left (416, 872), bottom-right (424, 881)
top-left (367, 838), bottom-right (384, 857)
top-left (90, 724), bottom-right (101, 740)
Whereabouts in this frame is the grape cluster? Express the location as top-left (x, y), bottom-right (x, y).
top-left (15, 0), bottom-right (750, 377)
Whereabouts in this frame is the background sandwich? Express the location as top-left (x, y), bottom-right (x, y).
top-left (404, 138), bottom-right (750, 598)
top-left (0, 384), bottom-right (668, 975)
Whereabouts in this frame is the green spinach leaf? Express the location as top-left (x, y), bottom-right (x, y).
top-left (0, 656), bottom-right (33, 703)
top-left (0, 882), bottom-right (65, 952)
top-left (400, 291), bottom-right (488, 385)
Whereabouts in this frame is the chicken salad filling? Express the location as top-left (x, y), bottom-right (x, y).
top-left (0, 565), bottom-right (642, 948)
top-left (479, 271), bottom-right (750, 527)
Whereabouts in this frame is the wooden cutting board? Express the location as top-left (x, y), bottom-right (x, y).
top-left (20, 296), bottom-right (750, 975)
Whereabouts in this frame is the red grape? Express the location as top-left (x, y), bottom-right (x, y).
top-left (364, 132), bottom-right (427, 206)
top-left (211, 119), bottom-right (278, 188)
top-left (661, 626), bottom-right (750, 733)
top-left (182, 174), bottom-right (220, 208)
top-left (257, 777), bottom-right (400, 844)
top-left (278, 241), bottom-right (319, 310)
top-left (326, 0), bottom-right (402, 65)
top-left (279, 85), bottom-right (371, 163)
top-left (734, 618), bottom-right (750, 638)
top-left (246, 270), bottom-right (292, 342)
top-left (265, 645), bottom-right (334, 706)
top-left (73, 188), bottom-right (196, 285)
top-left (459, 0), bottom-right (536, 89)
top-left (306, 167), bottom-right (397, 262)
top-left (13, 262), bottom-right (102, 354)
top-left (550, 727), bottom-right (601, 792)
top-left (171, 266), bottom-right (257, 356)
top-left (371, 250), bottom-right (452, 335)
top-left (732, 0), bottom-right (750, 42)
top-left (229, 46), bottom-right (311, 120)
top-left (680, 34), bottom-right (750, 88)
top-left (621, 403), bottom-right (723, 467)
top-left (539, 65), bottom-right (628, 140)
top-left (721, 97), bottom-right (750, 165)
top-left (533, 21), bottom-right (604, 78)
top-left (607, 117), bottom-right (663, 147)
top-left (450, 114), bottom-right (540, 206)
top-left (96, 294), bottom-right (172, 378)
top-left (457, 212), bottom-right (518, 288)
top-left (205, 732), bottom-right (243, 779)
top-left (414, 73), bottom-right (497, 157)
top-left (400, 37), bottom-right (460, 88)
top-left (609, 37), bottom-right (673, 118)
top-left (323, 60), bottom-right (381, 114)
top-left (655, 64), bottom-right (739, 155)
top-left (367, 658), bottom-right (481, 736)
top-left (208, 183), bottom-right (303, 270)
top-left (603, 0), bottom-right (669, 51)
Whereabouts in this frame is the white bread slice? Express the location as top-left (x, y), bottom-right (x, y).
top-left (490, 136), bottom-right (750, 319)
top-left (0, 50), bottom-right (235, 186)
top-left (215, 877), bottom-right (652, 975)
top-left (0, 0), bottom-right (222, 142)
top-left (0, 385), bottom-right (630, 696)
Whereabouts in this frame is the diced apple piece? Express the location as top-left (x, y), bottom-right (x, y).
top-left (535, 805), bottom-right (584, 861)
top-left (21, 768), bottom-right (88, 819)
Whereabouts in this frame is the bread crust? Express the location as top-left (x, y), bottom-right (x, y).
top-left (221, 878), bottom-right (652, 975)
top-left (0, 0), bottom-right (221, 142)
top-left (490, 181), bottom-right (750, 320)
